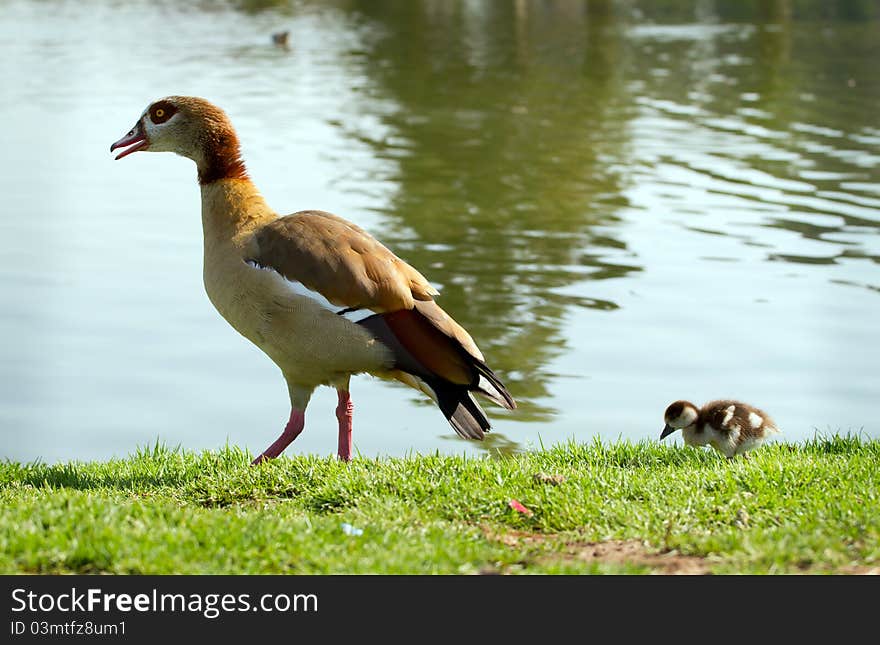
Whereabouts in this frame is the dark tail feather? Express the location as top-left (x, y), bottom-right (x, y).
top-left (428, 379), bottom-right (491, 440)
top-left (357, 311), bottom-right (513, 439)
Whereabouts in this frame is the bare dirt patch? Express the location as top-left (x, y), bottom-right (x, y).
top-left (556, 538), bottom-right (711, 574)
top-left (483, 528), bottom-right (879, 574)
top-left (834, 565), bottom-right (879, 575)
top-left (482, 527), bottom-right (711, 574)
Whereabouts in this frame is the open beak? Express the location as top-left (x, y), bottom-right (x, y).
top-left (659, 424), bottom-right (676, 440)
top-left (110, 121), bottom-right (148, 160)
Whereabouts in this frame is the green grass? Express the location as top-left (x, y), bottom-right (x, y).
top-left (1, 436), bottom-right (877, 574)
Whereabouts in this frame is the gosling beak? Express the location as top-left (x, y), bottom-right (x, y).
top-left (659, 424), bottom-right (676, 440)
top-left (110, 121), bottom-right (148, 160)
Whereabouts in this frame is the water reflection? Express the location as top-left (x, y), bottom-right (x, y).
top-left (622, 12), bottom-right (880, 284)
top-left (341, 1), bottom-right (643, 436)
top-left (0, 0), bottom-right (878, 463)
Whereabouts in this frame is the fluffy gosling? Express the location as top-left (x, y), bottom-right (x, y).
top-left (660, 399), bottom-right (779, 458)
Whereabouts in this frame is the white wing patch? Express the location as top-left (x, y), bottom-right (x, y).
top-left (337, 308), bottom-right (376, 323)
top-left (722, 405), bottom-right (735, 427)
top-left (748, 411), bottom-right (763, 428)
top-left (245, 259), bottom-right (377, 323)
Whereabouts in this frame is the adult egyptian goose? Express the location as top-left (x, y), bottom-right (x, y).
top-left (110, 96), bottom-right (515, 463)
top-left (660, 399), bottom-right (779, 459)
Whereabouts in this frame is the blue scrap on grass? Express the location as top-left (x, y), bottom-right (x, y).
top-left (341, 522), bottom-right (364, 536)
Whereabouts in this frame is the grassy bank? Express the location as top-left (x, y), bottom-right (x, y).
top-left (1, 437), bottom-right (877, 574)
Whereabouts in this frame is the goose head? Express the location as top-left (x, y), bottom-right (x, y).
top-left (110, 96), bottom-right (246, 184)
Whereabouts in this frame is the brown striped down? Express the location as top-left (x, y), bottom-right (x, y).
top-left (701, 400), bottom-right (777, 439)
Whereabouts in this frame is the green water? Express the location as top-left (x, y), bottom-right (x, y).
top-left (0, 0), bottom-right (878, 461)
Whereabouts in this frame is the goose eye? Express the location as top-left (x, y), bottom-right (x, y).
top-left (150, 103), bottom-right (175, 124)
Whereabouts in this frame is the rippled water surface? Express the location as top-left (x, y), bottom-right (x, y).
top-left (1, 0), bottom-right (878, 462)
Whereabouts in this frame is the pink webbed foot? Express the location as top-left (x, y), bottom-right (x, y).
top-left (336, 390), bottom-right (353, 462)
top-left (251, 409), bottom-right (305, 465)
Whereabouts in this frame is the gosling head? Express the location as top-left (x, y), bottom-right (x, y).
top-left (660, 400), bottom-right (700, 440)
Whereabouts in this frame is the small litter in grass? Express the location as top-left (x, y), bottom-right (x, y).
top-left (340, 522), bottom-right (363, 536)
top-left (533, 472), bottom-right (565, 485)
top-left (508, 499), bottom-right (534, 517)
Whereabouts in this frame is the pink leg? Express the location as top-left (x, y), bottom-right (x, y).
top-left (251, 409), bottom-right (305, 465)
top-left (336, 390), bottom-right (353, 462)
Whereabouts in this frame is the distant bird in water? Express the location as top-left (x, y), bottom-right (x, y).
top-left (110, 96), bottom-right (515, 464)
top-left (271, 31), bottom-right (290, 50)
top-left (660, 399), bottom-right (779, 459)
